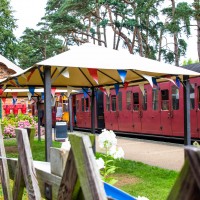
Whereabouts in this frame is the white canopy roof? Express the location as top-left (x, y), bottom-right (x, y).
top-left (0, 43), bottom-right (199, 89)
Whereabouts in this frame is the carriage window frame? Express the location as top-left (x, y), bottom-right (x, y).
top-left (85, 98), bottom-right (89, 111)
top-left (106, 95), bottom-right (110, 111)
top-left (152, 88), bottom-right (159, 110)
top-left (76, 100), bottom-right (79, 112)
top-left (118, 92), bottom-right (122, 111)
top-left (161, 89), bottom-right (169, 110)
top-left (81, 98), bottom-right (84, 112)
top-left (142, 89), bottom-right (147, 111)
top-left (171, 85), bottom-right (179, 110)
top-left (126, 91), bottom-right (132, 110)
top-left (190, 84), bottom-right (195, 110)
top-left (133, 92), bottom-right (139, 111)
top-left (111, 95), bottom-right (117, 111)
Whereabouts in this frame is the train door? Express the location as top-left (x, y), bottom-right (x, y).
top-left (118, 89), bottom-right (133, 132)
top-left (190, 79), bottom-right (199, 138)
top-left (142, 86), bottom-right (161, 134)
top-left (170, 84), bottom-right (184, 136)
top-left (96, 90), bottom-right (105, 129)
top-left (116, 90), bottom-right (125, 131)
top-left (160, 83), bottom-right (172, 135)
top-left (104, 90), bottom-right (119, 131)
top-left (132, 87), bottom-right (142, 132)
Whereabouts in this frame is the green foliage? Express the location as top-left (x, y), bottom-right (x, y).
top-left (0, 0), bottom-right (18, 61)
top-left (182, 58), bottom-right (199, 65)
top-left (17, 27), bottom-right (63, 68)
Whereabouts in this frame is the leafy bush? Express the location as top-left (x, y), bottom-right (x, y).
top-left (2, 114), bottom-right (42, 138)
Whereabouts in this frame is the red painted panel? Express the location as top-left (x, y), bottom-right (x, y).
top-left (142, 85), bottom-right (161, 135)
top-left (132, 86), bottom-right (142, 133)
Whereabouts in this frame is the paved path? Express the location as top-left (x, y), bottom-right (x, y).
top-left (95, 136), bottom-right (184, 171)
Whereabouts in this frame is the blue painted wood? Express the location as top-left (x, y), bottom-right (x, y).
top-left (104, 182), bottom-right (136, 200)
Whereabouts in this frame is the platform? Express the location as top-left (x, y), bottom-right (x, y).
top-left (96, 136), bottom-right (184, 171)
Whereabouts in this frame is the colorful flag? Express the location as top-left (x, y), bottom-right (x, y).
top-left (117, 70), bottom-right (127, 83)
top-left (88, 68), bottom-right (98, 84)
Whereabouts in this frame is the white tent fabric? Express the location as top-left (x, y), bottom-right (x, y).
top-left (0, 43), bottom-right (199, 89)
top-left (0, 54), bottom-right (23, 74)
top-left (37, 43), bottom-right (199, 75)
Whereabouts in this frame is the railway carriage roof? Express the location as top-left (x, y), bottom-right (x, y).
top-left (0, 43), bottom-right (199, 89)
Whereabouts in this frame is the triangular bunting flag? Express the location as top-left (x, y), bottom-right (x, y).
top-left (41, 92), bottom-right (44, 100)
top-left (51, 87), bottom-right (56, 98)
top-left (83, 88), bottom-right (88, 98)
top-left (114, 84), bottom-right (120, 95)
top-left (0, 86), bottom-right (3, 96)
top-left (99, 87), bottom-right (107, 95)
top-left (152, 77), bottom-right (159, 88)
top-left (104, 86), bottom-right (110, 97)
top-left (117, 70), bottom-right (127, 83)
top-left (2, 97), bottom-right (6, 103)
top-left (124, 82), bottom-right (129, 89)
top-left (11, 92), bottom-right (18, 99)
top-left (139, 84), bottom-right (145, 95)
top-left (51, 96), bottom-right (57, 106)
top-left (67, 86), bottom-right (73, 97)
top-left (12, 98), bottom-right (17, 105)
top-left (29, 86), bottom-right (35, 96)
top-left (176, 76), bottom-right (181, 88)
top-left (88, 68), bottom-right (98, 84)
top-left (142, 75), bottom-right (153, 88)
top-left (27, 92), bottom-right (32, 101)
top-left (62, 68), bottom-right (70, 78)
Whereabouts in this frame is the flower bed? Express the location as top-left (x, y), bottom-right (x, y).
top-left (1, 114), bottom-right (44, 138)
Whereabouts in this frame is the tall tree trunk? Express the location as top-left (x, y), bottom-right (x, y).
top-left (158, 28), bottom-right (163, 61)
top-left (171, 0), bottom-right (179, 66)
top-left (96, 0), bottom-right (101, 46)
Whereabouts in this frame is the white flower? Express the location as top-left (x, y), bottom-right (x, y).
top-left (61, 138), bottom-right (71, 151)
top-left (137, 196), bottom-right (149, 200)
top-left (109, 146), bottom-right (125, 159)
top-left (99, 129), bottom-right (117, 149)
top-left (96, 157), bottom-right (105, 169)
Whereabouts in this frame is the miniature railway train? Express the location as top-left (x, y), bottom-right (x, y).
top-left (71, 75), bottom-right (200, 139)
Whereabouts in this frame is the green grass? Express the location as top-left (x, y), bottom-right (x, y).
top-left (1, 139), bottom-right (178, 200)
top-left (96, 153), bottom-right (179, 200)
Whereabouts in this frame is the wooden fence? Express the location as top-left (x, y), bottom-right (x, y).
top-left (1, 125), bottom-right (200, 199)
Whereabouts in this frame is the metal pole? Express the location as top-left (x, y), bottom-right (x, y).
top-left (183, 75), bottom-right (191, 146)
top-left (37, 96), bottom-right (41, 141)
top-left (44, 66), bottom-right (52, 161)
top-left (69, 95), bottom-right (73, 132)
top-left (91, 87), bottom-right (96, 152)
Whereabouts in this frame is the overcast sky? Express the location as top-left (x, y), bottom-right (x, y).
top-left (10, 0), bottom-right (198, 64)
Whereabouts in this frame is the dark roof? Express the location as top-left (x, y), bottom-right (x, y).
top-left (179, 63), bottom-right (200, 73)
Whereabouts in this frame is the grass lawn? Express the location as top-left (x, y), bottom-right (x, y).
top-left (1, 138), bottom-right (179, 200)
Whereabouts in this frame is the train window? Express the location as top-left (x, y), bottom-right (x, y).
top-left (81, 98), bottom-right (84, 111)
top-left (76, 100), bottom-right (79, 111)
top-left (171, 85), bottom-right (179, 110)
top-left (190, 84), bottom-right (195, 110)
top-left (161, 89), bottom-right (169, 110)
top-left (198, 86), bottom-right (200, 109)
top-left (126, 91), bottom-right (131, 110)
top-left (111, 95), bottom-right (117, 111)
top-left (106, 95), bottom-right (110, 111)
top-left (85, 98), bottom-right (89, 111)
top-left (152, 88), bottom-right (159, 110)
top-left (142, 89), bottom-right (147, 110)
top-left (118, 92), bottom-right (122, 111)
top-left (133, 92), bottom-right (139, 110)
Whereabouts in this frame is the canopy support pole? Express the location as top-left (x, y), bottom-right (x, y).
top-left (91, 87), bottom-right (95, 152)
top-left (69, 95), bottom-right (73, 132)
top-left (37, 96), bottom-right (41, 141)
top-left (183, 75), bottom-right (191, 147)
top-left (44, 66), bottom-right (52, 161)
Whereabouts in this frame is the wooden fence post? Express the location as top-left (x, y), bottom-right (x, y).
top-left (57, 134), bottom-right (107, 200)
top-left (0, 123), bottom-right (13, 200)
top-left (14, 128), bottom-right (41, 199)
top-left (167, 146), bottom-right (200, 200)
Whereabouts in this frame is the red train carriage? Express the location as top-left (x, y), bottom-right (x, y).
top-left (73, 76), bottom-right (200, 139)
